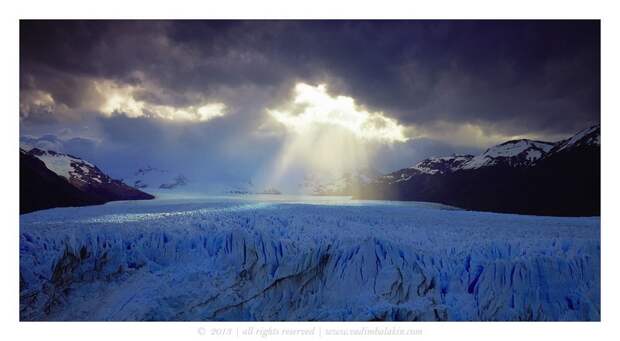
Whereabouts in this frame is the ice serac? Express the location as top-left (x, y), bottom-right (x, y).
top-left (20, 200), bottom-right (600, 321)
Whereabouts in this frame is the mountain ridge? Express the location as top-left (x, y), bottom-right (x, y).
top-left (355, 125), bottom-right (600, 216)
top-left (20, 148), bottom-right (154, 214)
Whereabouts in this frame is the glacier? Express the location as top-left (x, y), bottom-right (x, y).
top-left (19, 196), bottom-right (600, 321)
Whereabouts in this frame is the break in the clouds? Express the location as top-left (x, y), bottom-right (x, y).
top-left (19, 20), bottom-right (600, 189)
top-left (20, 20), bottom-right (600, 139)
top-left (268, 83), bottom-right (408, 143)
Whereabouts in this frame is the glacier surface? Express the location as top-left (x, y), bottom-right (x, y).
top-left (19, 196), bottom-right (600, 321)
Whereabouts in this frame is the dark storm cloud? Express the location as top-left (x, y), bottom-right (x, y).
top-left (20, 20), bottom-right (600, 139)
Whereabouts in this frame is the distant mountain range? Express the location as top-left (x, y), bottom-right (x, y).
top-left (301, 167), bottom-right (381, 196)
top-left (225, 179), bottom-right (282, 195)
top-left (354, 125), bottom-right (600, 216)
top-left (20, 124), bottom-right (599, 216)
top-left (20, 148), bottom-right (153, 214)
top-left (124, 165), bottom-right (189, 191)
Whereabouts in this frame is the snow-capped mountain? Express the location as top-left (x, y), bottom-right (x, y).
top-left (380, 140), bottom-right (554, 186)
top-left (225, 180), bottom-right (256, 194)
top-left (20, 134), bottom-right (65, 152)
top-left (357, 125), bottom-right (600, 216)
top-left (20, 134), bottom-right (100, 160)
top-left (224, 180), bottom-right (282, 195)
top-left (20, 148), bottom-right (153, 213)
top-left (460, 139), bottom-right (554, 169)
top-left (381, 155), bottom-right (474, 185)
top-left (258, 187), bottom-right (282, 195)
top-left (124, 166), bottom-right (188, 191)
top-left (412, 154), bottom-right (474, 174)
top-left (27, 148), bottom-right (110, 190)
top-left (159, 175), bottom-right (188, 189)
top-left (302, 167), bottom-right (381, 195)
top-left (548, 124), bottom-right (600, 155)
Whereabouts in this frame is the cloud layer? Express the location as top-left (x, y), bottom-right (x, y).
top-left (21, 21), bottom-right (599, 137)
top-left (19, 20), bottom-right (600, 189)
top-left (268, 83), bottom-right (408, 143)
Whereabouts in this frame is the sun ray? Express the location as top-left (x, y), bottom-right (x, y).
top-left (264, 83), bottom-right (408, 191)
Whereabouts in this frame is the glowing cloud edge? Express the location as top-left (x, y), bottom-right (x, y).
top-left (267, 83), bottom-right (409, 143)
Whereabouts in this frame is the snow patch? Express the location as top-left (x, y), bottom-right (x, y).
top-left (409, 155), bottom-right (473, 175)
top-left (462, 140), bottom-right (553, 170)
top-left (32, 150), bottom-right (95, 182)
top-left (554, 125), bottom-right (600, 153)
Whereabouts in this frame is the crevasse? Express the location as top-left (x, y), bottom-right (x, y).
top-left (19, 199), bottom-right (600, 321)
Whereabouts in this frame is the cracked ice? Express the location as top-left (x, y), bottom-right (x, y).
top-left (19, 197), bottom-right (600, 321)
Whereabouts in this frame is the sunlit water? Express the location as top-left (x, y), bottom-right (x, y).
top-left (20, 194), bottom-right (461, 225)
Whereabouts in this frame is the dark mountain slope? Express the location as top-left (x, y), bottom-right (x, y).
top-left (357, 126), bottom-right (600, 216)
top-left (20, 148), bottom-right (154, 214)
top-left (20, 150), bottom-right (104, 214)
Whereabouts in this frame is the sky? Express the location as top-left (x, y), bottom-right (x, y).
top-left (19, 20), bottom-right (600, 192)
